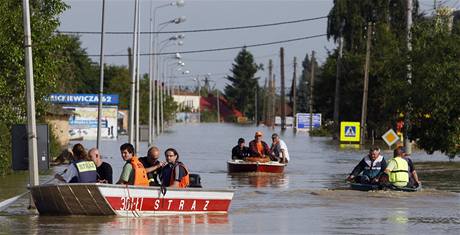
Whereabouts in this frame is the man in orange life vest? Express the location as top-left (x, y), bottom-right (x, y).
top-left (116, 143), bottom-right (149, 186)
top-left (248, 131), bottom-right (271, 158)
top-left (160, 148), bottom-right (190, 188)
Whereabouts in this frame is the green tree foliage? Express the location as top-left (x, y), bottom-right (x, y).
top-left (296, 53), bottom-right (320, 113)
top-left (224, 48), bottom-right (259, 118)
top-left (409, 20), bottom-right (460, 158)
top-left (0, 0), bottom-right (68, 175)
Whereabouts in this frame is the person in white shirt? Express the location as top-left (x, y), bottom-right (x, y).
top-left (270, 133), bottom-right (290, 164)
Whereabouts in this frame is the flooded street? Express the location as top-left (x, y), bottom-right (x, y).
top-left (1, 123), bottom-right (460, 234)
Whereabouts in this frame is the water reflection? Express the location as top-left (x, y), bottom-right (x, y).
top-left (227, 173), bottom-right (289, 188)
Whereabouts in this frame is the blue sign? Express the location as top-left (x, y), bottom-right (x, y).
top-left (48, 94), bottom-right (119, 105)
top-left (344, 126), bottom-right (356, 137)
top-left (296, 113), bottom-right (321, 129)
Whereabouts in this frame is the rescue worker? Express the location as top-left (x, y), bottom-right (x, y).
top-left (347, 147), bottom-right (387, 184)
top-left (270, 133), bottom-right (290, 163)
top-left (248, 131), bottom-right (271, 158)
top-left (231, 138), bottom-right (250, 160)
top-left (402, 152), bottom-right (421, 188)
top-left (116, 143), bottom-right (149, 186)
top-left (55, 143), bottom-right (97, 183)
top-left (139, 146), bottom-right (166, 186)
top-left (384, 146), bottom-right (409, 188)
top-left (160, 148), bottom-right (190, 188)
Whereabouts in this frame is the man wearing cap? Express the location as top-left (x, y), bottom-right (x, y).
top-left (248, 131), bottom-right (271, 158)
top-left (270, 133), bottom-right (290, 163)
top-left (384, 146), bottom-right (409, 188)
top-left (231, 138), bottom-right (250, 160)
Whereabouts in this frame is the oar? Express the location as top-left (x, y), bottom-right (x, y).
top-left (0, 174), bottom-right (61, 212)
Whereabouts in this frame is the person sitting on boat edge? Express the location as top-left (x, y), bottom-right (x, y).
top-left (270, 133), bottom-right (290, 164)
top-left (116, 143), bottom-right (149, 186)
top-left (383, 146), bottom-right (409, 188)
top-left (89, 147), bottom-right (113, 184)
top-left (401, 150), bottom-right (421, 188)
top-left (347, 147), bottom-right (387, 184)
top-left (160, 148), bottom-right (190, 188)
top-left (248, 131), bottom-right (271, 158)
top-left (231, 138), bottom-right (250, 160)
top-left (55, 143), bottom-right (97, 183)
top-left (139, 146), bottom-right (166, 186)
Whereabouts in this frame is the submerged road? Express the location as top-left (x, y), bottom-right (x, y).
top-left (1, 123), bottom-right (459, 234)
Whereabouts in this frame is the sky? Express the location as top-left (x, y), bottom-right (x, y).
top-left (57, 0), bottom-right (456, 90)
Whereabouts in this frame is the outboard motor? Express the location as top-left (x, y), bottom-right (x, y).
top-left (188, 173), bottom-right (202, 188)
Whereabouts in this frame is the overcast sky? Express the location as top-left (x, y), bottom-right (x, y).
top-left (58, 0), bottom-right (449, 90)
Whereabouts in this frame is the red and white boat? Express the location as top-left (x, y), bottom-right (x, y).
top-left (30, 183), bottom-right (234, 217)
top-left (227, 159), bottom-right (286, 173)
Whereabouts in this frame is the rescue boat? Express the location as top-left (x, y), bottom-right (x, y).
top-left (29, 183), bottom-right (234, 217)
top-left (227, 159), bottom-right (286, 173)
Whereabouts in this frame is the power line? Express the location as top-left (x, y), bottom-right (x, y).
top-left (88, 34), bottom-right (327, 57)
top-left (57, 16), bottom-right (328, 35)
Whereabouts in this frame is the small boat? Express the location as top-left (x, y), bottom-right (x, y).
top-left (350, 182), bottom-right (422, 192)
top-left (30, 183), bottom-right (234, 217)
top-left (227, 159), bottom-right (286, 173)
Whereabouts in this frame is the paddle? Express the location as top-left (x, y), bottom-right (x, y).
top-left (0, 173), bottom-right (61, 212)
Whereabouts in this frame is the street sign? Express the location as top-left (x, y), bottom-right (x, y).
top-left (382, 129), bottom-right (399, 147)
top-left (296, 113), bottom-right (321, 130)
top-left (340, 122), bottom-right (360, 142)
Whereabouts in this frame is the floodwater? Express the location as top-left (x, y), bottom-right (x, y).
top-left (1, 123), bottom-right (460, 234)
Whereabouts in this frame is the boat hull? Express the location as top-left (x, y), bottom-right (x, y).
top-left (30, 183), bottom-right (234, 217)
top-left (350, 183), bottom-right (421, 192)
top-left (227, 160), bottom-right (285, 173)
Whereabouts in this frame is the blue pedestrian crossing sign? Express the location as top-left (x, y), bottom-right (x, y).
top-left (340, 122), bottom-right (360, 142)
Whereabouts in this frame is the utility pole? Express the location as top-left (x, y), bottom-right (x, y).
top-left (262, 77), bottom-right (267, 125)
top-left (309, 51), bottom-right (315, 132)
top-left (268, 59), bottom-right (273, 127)
top-left (292, 56), bottom-right (297, 131)
top-left (128, 0), bottom-right (139, 145)
top-left (360, 22), bottom-right (373, 145)
top-left (255, 86), bottom-right (258, 126)
top-left (272, 74), bottom-right (276, 129)
top-left (148, 1), bottom-right (155, 147)
top-left (280, 47), bottom-right (286, 130)
top-left (333, 21), bottom-right (345, 140)
top-left (96, 0), bottom-right (106, 150)
top-left (405, 0), bottom-right (413, 154)
top-left (135, 9), bottom-right (141, 153)
top-left (22, 0), bottom-right (39, 194)
top-left (216, 90), bottom-right (220, 123)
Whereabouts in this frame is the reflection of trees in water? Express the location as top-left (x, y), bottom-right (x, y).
top-left (228, 173), bottom-right (289, 188)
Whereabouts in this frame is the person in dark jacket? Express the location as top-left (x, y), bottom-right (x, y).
top-left (347, 147), bottom-right (387, 184)
top-left (139, 146), bottom-right (166, 186)
top-left (55, 143), bottom-right (97, 183)
top-left (89, 148), bottom-right (113, 184)
top-left (231, 138), bottom-right (250, 160)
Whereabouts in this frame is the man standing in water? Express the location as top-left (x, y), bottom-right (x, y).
top-left (270, 133), bottom-right (290, 163)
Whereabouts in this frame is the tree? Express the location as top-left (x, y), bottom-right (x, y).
top-left (409, 20), bottom-right (460, 158)
top-left (224, 48), bottom-right (259, 118)
top-left (0, 0), bottom-right (68, 175)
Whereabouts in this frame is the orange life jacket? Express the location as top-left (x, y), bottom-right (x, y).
top-left (256, 142), bottom-right (264, 155)
top-left (169, 162), bottom-right (190, 188)
top-left (130, 156), bottom-right (149, 186)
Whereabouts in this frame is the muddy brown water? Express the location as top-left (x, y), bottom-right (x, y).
top-left (1, 123), bottom-right (459, 234)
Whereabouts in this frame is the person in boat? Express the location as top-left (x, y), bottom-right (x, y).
top-left (139, 146), bottom-right (166, 186)
top-left (248, 131), bottom-right (271, 158)
top-left (160, 148), bottom-right (190, 188)
top-left (231, 138), bottom-right (250, 160)
top-left (55, 143), bottom-right (97, 183)
top-left (383, 146), bottom-right (409, 188)
top-left (401, 151), bottom-right (421, 188)
top-left (347, 147), bottom-right (387, 184)
top-left (270, 133), bottom-right (290, 163)
top-left (89, 148), bottom-right (113, 184)
top-left (116, 143), bottom-right (149, 186)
